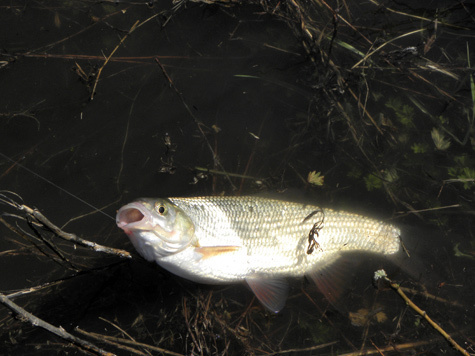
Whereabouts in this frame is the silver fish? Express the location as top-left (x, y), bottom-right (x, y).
top-left (116, 196), bottom-right (400, 312)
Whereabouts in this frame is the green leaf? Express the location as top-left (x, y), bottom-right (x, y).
top-left (307, 171), bottom-right (324, 186)
top-left (431, 128), bottom-right (451, 151)
top-left (411, 143), bottom-right (428, 154)
top-left (454, 243), bottom-right (475, 259)
top-left (364, 173), bottom-right (383, 191)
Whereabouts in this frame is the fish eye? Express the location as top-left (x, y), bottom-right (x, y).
top-left (155, 203), bottom-right (167, 215)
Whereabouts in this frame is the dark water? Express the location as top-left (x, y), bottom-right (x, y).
top-left (0, 1), bottom-right (474, 355)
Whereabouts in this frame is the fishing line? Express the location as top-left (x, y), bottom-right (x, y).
top-left (0, 152), bottom-right (115, 221)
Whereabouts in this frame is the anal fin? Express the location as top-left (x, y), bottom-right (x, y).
top-left (306, 256), bottom-right (358, 311)
top-left (246, 276), bottom-right (289, 313)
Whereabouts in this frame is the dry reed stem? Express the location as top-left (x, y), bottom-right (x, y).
top-left (351, 28), bottom-right (425, 69)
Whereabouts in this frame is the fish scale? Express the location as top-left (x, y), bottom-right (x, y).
top-left (117, 195), bottom-right (401, 312)
top-left (168, 196), bottom-right (400, 274)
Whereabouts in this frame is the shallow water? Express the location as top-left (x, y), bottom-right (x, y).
top-left (1, 1), bottom-right (474, 355)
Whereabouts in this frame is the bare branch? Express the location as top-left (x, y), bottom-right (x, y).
top-left (0, 293), bottom-right (116, 356)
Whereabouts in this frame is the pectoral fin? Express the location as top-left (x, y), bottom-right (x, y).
top-left (194, 246), bottom-right (241, 260)
top-left (246, 276), bottom-right (289, 313)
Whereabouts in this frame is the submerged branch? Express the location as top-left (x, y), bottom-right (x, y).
top-left (22, 205), bottom-right (132, 259)
top-left (0, 293), bottom-right (115, 356)
top-left (261, 340), bottom-right (338, 355)
top-left (373, 270), bottom-right (470, 356)
top-left (339, 338), bottom-right (454, 356)
top-left (76, 328), bottom-right (185, 356)
top-left (0, 192), bottom-right (131, 259)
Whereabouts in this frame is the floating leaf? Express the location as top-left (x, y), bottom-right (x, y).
top-left (454, 243), bottom-right (475, 259)
top-left (307, 171), bottom-right (324, 186)
top-left (431, 128), bottom-right (451, 150)
top-left (385, 98), bottom-right (415, 127)
top-left (454, 155), bottom-right (468, 165)
top-left (384, 168), bottom-right (399, 183)
top-left (364, 173), bottom-right (382, 191)
top-left (349, 308), bottom-right (368, 327)
top-left (385, 97), bottom-right (402, 112)
top-left (459, 167), bottom-right (475, 189)
top-left (411, 143), bottom-right (428, 154)
top-left (375, 311), bottom-right (388, 323)
top-left (347, 167), bottom-right (362, 179)
top-left (398, 104), bottom-right (415, 127)
top-left (349, 307), bottom-right (387, 327)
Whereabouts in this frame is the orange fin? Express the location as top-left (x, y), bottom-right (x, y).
top-left (194, 246), bottom-right (241, 260)
top-left (246, 276), bottom-right (289, 313)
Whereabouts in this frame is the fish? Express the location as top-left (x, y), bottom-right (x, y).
top-left (116, 196), bottom-right (401, 313)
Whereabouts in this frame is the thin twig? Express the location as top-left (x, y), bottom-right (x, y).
top-left (238, 112), bottom-right (268, 193)
top-left (373, 270), bottom-right (470, 356)
top-left (352, 28), bottom-right (425, 69)
top-left (0, 293), bottom-right (115, 356)
top-left (0, 157), bottom-right (116, 221)
top-left (407, 69), bottom-right (457, 100)
top-left (182, 297), bottom-right (202, 354)
top-left (259, 341), bottom-right (338, 355)
top-left (395, 204), bottom-right (461, 216)
top-left (0, 216), bottom-right (72, 268)
top-left (348, 87), bottom-right (383, 135)
top-left (154, 58), bottom-right (237, 191)
top-left (399, 286), bottom-right (463, 307)
top-left (338, 338), bottom-right (447, 356)
top-left (76, 328), bottom-right (185, 356)
top-left (4, 261), bottom-right (128, 301)
top-left (367, 0), bottom-right (470, 30)
top-left (194, 166), bottom-right (259, 180)
top-left (25, 7), bottom-right (131, 54)
top-left (21, 204), bottom-right (132, 259)
top-left (90, 20), bottom-right (140, 99)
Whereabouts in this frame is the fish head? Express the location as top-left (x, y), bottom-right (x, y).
top-left (116, 198), bottom-right (196, 260)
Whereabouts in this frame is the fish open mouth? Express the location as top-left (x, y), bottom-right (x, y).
top-left (116, 203), bottom-right (147, 229)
